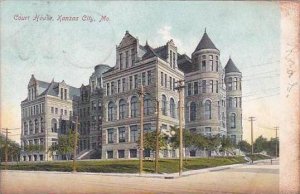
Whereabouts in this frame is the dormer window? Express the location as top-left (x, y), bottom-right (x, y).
top-left (64, 89), bottom-right (67, 100)
top-left (170, 50), bottom-right (173, 67)
top-left (125, 51), bottom-right (129, 68)
top-left (131, 49), bottom-right (135, 66)
top-left (60, 88), bottom-right (63, 100)
top-left (119, 53), bottom-right (123, 70)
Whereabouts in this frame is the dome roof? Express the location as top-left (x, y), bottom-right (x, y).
top-left (225, 58), bottom-right (241, 73)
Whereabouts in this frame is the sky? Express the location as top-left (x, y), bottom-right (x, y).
top-left (0, 1), bottom-right (281, 143)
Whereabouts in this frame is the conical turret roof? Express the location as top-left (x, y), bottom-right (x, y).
top-left (225, 58), bottom-right (241, 73)
top-left (194, 31), bottom-right (218, 52)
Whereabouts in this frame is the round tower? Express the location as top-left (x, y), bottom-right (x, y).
top-left (185, 30), bottom-right (226, 139)
top-left (225, 57), bottom-right (242, 144)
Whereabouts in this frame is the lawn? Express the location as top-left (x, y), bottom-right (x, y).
top-left (0, 156), bottom-right (247, 173)
top-left (246, 154), bottom-right (272, 161)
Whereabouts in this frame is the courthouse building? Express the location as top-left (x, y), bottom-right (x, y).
top-left (21, 30), bottom-right (242, 160)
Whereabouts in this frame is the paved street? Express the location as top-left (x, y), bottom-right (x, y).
top-left (0, 160), bottom-right (279, 194)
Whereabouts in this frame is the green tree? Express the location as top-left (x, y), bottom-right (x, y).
top-left (0, 134), bottom-right (21, 162)
top-left (237, 140), bottom-right (251, 153)
top-left (254, 135), bottom-right (268, 153)
top-left (265, 137), bottom-right (279, 157)
top-left (137, 131), bottom-right (167, 154)
top-left (205, 135), bottom-right (221, 156)
top-left (220, 136), bottom-right (235, 155)
top-left (48, 130), bottom-right (79, 160)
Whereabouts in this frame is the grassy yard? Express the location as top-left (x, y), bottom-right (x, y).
top-left (0, 156), bottom-right (246, 173)
top-left (246, 154), bottom-right (272, 161)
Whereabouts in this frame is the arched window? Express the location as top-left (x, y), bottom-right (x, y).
top-left (24, 122), bottom-right (28, 135)
top-left (204, 100), bottom-right (212, 119)
top-left (170, 98), bottom-right (175, 118)
top-left (144, 94), bottom-right (152, 115)
top-left (230, 113), bottom-right (236, 128)
top-left (51, 118), bottom-right (57, 133)
top-left (131, 96), bottom-right (138, 118)
top-left (108, 101), bottom-right (114, 121)
top-left (190, 102), bottom-right (196, 121)
top-left (29, 120), bottom-right (33, 134)
top-left (119, 99), bottom-right (126, 119)
top-left (162, 95), bottom-right (167, 116)
top-left (228, 77), bottom-right (233, 90)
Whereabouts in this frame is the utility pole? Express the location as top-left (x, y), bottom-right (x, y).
top-left (4, 128), bottom-right (10, 170)
top-left (175, 80), bottom-right (184, 176)
top-left (274, 126), bottom-right (279, 158)
top-left (248, 117), bottom-right (256, 155)
top-left (155, 100), bottom-right (160, 173)
top-left (72, 116), bottom-right (79, 172)
top-left (138, 85), bottom-right (145, 175)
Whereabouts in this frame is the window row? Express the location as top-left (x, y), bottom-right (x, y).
top-left (188, 100), bottom-right (212, 121)
top-left (119, 48), bottom-right (136, 70)
top-left (160, 72), bottom-right (177, 91)
top-left (226, 77), bottom-right (242, 91)
top-left (51, 107), bottom-right (72, 117)
top-left (78, 107), bottom-right (90, 118)
top-left (23, 154), bottom-right (44, 162)
top-left (228, 97), bottom-right (242, 108)
top-left (28, 87), bottom-right (37, 101)
top-left (187, 80), bottom-right (220, 96)
top-left (107, 95), bottom-right (177, 121)
top-left (106, 124), bottom-right (152, 144)
top-left (22, 103), bottom-right (45, 117)
top-left (106, 149), bottom-right (138, 159)
top-left (106, 70), bottom-right (153, 96)
top-left (169, 49), bottom-right (177, 69)
top-left (23, 118), bottom-right (45, 135)
top-left (22, 138), bottom-right (44, 147)
top-left (59, 87), bottom-right (68, 100)
top-left (194, 54), bottom-right (219, 72)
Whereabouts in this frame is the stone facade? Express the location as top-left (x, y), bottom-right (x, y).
top-left (20, 30), bottom-right (242, 161)
top-left (101, 31), bottom-right (184, 159)
top-left (20, 75), bottom-right (80, 161)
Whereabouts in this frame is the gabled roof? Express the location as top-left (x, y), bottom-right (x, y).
top-left (177, 53), bottom-right (193, 73)
top-left (153, 45), bottom-right (168, 60)
top-left (194, 31), bottom-right (218, 52)
top-left (225, 58), bottom-right (241, 73)
top-left (142, 42), bottom-right (158, 60)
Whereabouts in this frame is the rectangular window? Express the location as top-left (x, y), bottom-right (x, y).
top-left (187, 83), bottom-right (192, 96)
top-left (173, 78), bottom-right (176, 91)
top-left (210, 80), bottom-right (214, 93)
top-left (205, 127), bottom-right (212, 137)
top-left (107, 129), bottom-right (114, 143)
top-left (130, 125), bottom-right (138, 142)
top-left (169, 77), bottom-right (172, 90)
top-left (173, 51), bottom-right (176, 67)
top-left (229, 97), bottom-right (233, 108)
top-left (216, 56), bottom-right (219, 72)
top-left (60, 88), bottom-right (63, 100)
top-left (144, 123), bottom-right (151, 133)
top-left (107, 151), bottom-right (113, 159)
top-left (64, 110), bottom-right (67, 116)
top-left (235, 97), bottom-right (238, 107)
top-left (131, 49), bottom-right (135, 66)
top-left (202, 61), bottom-right (206, 72)
top-left (209, 55), bottom-right (213, 71)
top-left (117, 80), bottom-right (121, 93)
top-left (111, 82), bottom-right (115, 95)
top-left (130, 149), bottom-right (137, 158)
top-left (64, 89), bottom-right (67, 100)
top-left (118, 127), bottom-right (126, 143)
top-left (118, 150), bottom-right (125, 158)
top-left (239, 97), bottom-right (242, 107)
top-left (122, 78), bottom-right (126, 92)
top-left (216, 81), bottom-right (219, 93)
top-left (142, 72), bottom-right (146, 86)
top-left (147, 70), bottom-right (152, 85)
top-left (106, 83), bottom-right (110, 96)
top-left (161, 72), bottom-right (164, 86)
top-left (125, 51), bottom-right (129, 68)
top-left (55, 108), bottom-right (58, 114)
top-left (170, 50), bottom-right (173, 67)
top-left (129, 76), bottom-right (133, 90)
top-left (164, 74), bottom-right (167, 88)
top-left (60, 109), bottom-right (63, 115)
top-left (202, 80), bottom-right (206, 93)
top-left (134, 74), bottom-right (138, 89)
top-left (119, 53), bottom-right (123, 69)
top-left (194, 82), bottom-right (198, 95)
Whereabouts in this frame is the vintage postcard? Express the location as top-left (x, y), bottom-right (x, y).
top-left (0, 1), bottom-right (299, 194)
